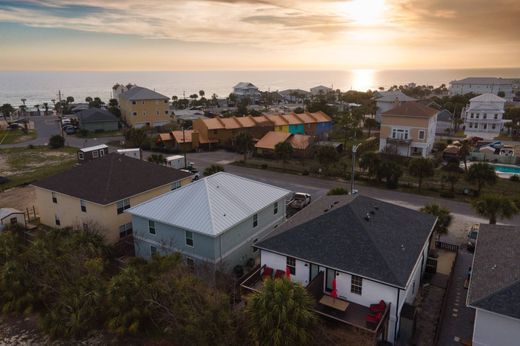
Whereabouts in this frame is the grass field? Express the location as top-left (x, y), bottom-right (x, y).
top-left (0, 146), bottom-right (77, 190)
top-left (0, 129), bottom-right (37, 144)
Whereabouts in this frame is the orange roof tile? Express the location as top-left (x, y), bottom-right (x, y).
top-left (251, 115), bottom-right (273, 126)
top-left (235, 116), bottom-right (257, 128)
top-left (294, 112), bottom-right (316, 124)
top-left (255, 131), bottom-right (292, 150)
top-left (267, 114), bottom-right (289, 126)
top-left (158, 133), bottom-right (173, 141)
top-left (203, 117), bottom-right (225, 130)
top-left (280, 113), bottom-right (301, 125)
top-left (220, 117), bottom-right (242, 129)
top-left (308, 111), bottom-right (332, 123)
top-left (172, 130), bottom-right (193, 143)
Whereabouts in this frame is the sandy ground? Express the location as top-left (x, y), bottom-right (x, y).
top-left (0, 186), bottom-right (36, 211)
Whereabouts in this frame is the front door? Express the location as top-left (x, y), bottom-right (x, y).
top-left (325, 268), bottom-right (336, 292)
top-left (309, 264), bottom-right (319, 282)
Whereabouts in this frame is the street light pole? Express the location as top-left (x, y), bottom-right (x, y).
top-left (351, 143), bottom-right (361, 194)
top-left (182, 125), bottom-right (187, 169)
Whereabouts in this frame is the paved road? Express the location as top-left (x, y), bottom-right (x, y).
top-left (0, 115), bottom-right (123, 149)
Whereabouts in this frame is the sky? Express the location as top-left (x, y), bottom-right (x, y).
top-left (0, 0), bottom-right (519, 71)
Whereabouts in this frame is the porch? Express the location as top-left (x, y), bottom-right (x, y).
top-left (241, 266), bottom-right (391, 342)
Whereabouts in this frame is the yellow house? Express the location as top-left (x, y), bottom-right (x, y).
top-left (379, 102), bottom-right (438, 157)
top-left (119, 86), bottom-right (172, 128)
top-left (32, 153), bottom-right (193, 244)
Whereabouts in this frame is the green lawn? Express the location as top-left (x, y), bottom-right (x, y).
top-left (0, 146), bottom-right (77, 190)
top-left (0, 129), bottom-right (37, 144)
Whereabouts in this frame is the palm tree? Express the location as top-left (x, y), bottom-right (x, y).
top-left (471, 194), bottom-right (519, 224)
top-left (459, 140), bottom-right (471, 172)
top-left (364, 118), bottom-right (378, 137)
top-left (199, 90), bottom-right (205, 98)
top-left (246, 278), bottom-right (316, 346)
top-left (0, 103), bottom-right (15, 121)
top-left (420, 203), bottom-right (452, 239)
top-left (42, 102), bottom-right (49, 116)
top-left (467, 163), bottom-right (497, 195)
top-left (408, 157), bottom-right (435, 192)
top-left (34, 104), bottom-right (41, 116)
top-left (274, 141), bottom-right (293, 164)
top-left (234, 132), bottom-right (254, 162)
top-left (441, 174), bottom-right (459, 193)
top-left (359, 152), bottom-right (381, 179)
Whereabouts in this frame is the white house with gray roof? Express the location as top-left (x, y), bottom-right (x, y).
top-left (127, 172), bottom-right (291, 273)
top-left (467, 224), bottom-right (520, 346)
top-left (375, 91), bottom-right (417, 123)
top-left (462, 93), bottom-right (507, 139)
top-left (252, 195), bottom-right (436, 344)
top-left (232, 82), bottom-right (261, 101)
top-left (450, 77), bottom-right (514, 101)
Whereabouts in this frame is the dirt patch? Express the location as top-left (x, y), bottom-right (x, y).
top-left (0, 186), bottom-right (36, 210)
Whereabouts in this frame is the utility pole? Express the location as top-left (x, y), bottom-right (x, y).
top-left (351, 143), bottom-right (361, 194)
top-left (182, 124), bottom-right (187, 169)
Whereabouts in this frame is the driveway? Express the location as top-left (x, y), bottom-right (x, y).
top-left (0, 115), bottom-right (123, 149)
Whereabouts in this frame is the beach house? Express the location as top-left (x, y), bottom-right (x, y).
top-left (119, 86), bottom-right (171, 128)
top-left (462, 93), bottom-right (507, 139)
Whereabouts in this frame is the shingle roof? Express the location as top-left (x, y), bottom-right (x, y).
top-left (470, 93), bottom-right (507, 103)
top-left (437, 109), bottom-right (453, 122)
top-left (375, 91), bottom-right (417, 102)
top-left (127, 172), bottom-right (291, 236)
top-left (467, 224), bottom-right (520, 319)
top-left (382, 102), bottom-right (438, 118)
top-left (451, 77), bottom-right (513, 85)
top-left (256, 195), bottom-right (436, 287)
top-left (77, 108), bottom-right (119, 123)
top-left (32, 153), bottom-right (191, 205)
top-left (120, 86), bottom-right (169, 101)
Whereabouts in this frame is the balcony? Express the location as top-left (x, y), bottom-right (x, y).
top-left (241, 266), bottom-right (391, 342)
top-left (386, 137), bottom-right (412, 145)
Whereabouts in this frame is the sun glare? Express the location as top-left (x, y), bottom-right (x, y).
top-left (351, 69), bottom-right (376, 91)
top-left (339, 0), bottom-right (386, 26)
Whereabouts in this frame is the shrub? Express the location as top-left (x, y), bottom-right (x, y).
top-left (510, 174), bottom-right (520, 182)
top-left (27, 144), bottom-right (34, 149)
top-left (48, 135), bottom-right (64, 148)
top-left (261, 164), bottom-right (268, 169)
top-left (203, 164), bottom-right (224, 177)
top-left (302, 169), bottom-right (309, 176)
top-left (233, 265), bottom-right (244, 278)
top-left (327, 187), bottom-right (348, 195)
top-left (440, 191), bottom-right (455, 198)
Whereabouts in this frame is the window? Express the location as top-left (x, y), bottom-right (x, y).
top-left (52, 192), bottom-right (57, 204)
top-left (351, 275), bottom-right (363, 295)
top-left (99, 150), bottom-right (104, 157)
top-left (185, 231), bottom-right (194, 247)
top-left (117, 198), bottom-right (130, 214)
top-left (483, 124), bottom-right (487, 129)
top-left (495, 114), bottom-right (498, 119)
top-left (132, 101), bottom-right (136, 105)
top-left (171, 181), bottom-right (181, 190)
top-left (274, 202), bottom-right (279, 215)
top-left (164, 100), bottom-right (168, 104)
top-left (149, 220), bottom-right (156, 234)
top-left (492, 124), bottom-right (496, 129)
top-left (156, 111), bottom-right (160, 115)
top-left (55, 214), bottom-right (60, 226)
top-left (186, 257), bottom-right (195, 270)
top-left (286, 257), bottom-right (296, 275)
top-left (165, 110), bottom-right (169, 114)
top-left (213, 130), bottom-right (218, 135)
top-left (78, 152), bottom-right (84, 160)
top-left (470, 113), bottom-right (474, 118)
top-left (119, 223), bottom-right (133, 238)
top-left (143, 111), bottom-right (146, 116)
top-left (150, 245), bottom-right (157, 255)
top-left (483, 114), bottom-right (487, 119)
top-left (418, 130), bottom-right (425, 140)
top-left (92, 150), bottom-right (99, 158)
top-left (391, 128), bottom-right (409, 140)
top-left (132, 112), bottom-right (137, 116)
top-left (9, 217), bottom-right (17, 225)
top-left (469, 123), bottom-right (473, 128)
top-left (80, 199), bottom-right (86, 212)
top-left (253, 214), bottom-right (258, 228)
top-left (476, 113), bottom-right (479, 119)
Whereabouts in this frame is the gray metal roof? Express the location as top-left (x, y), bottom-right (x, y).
top-left (127, 172), bottom-right (291, 237)
top-left (437, 109), bottom-right (453, 122)
top-left (256, 195), bottom-right (436, 288)
top-left (467, 224), bottom-right (520, 319)
top-left (120, 86), bottom-right (169, 101)
top-left (470, 93), bottom-right (506, 103)
top-left (451, 77), bottom-right (513, 85)
top-left (78, 108), bottom-right (119, 123)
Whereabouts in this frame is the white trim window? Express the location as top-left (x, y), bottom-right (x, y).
top-left (55, 214), bottom-right (60, 226)
top-left (253, 213), bottom-right (258, 228)
top-left (99, 150), bottom-right (104, 157)
top-left (119, 223), bottom-right (133, 238)
top-left (80, 199), bottom-right (87, 212)
top-left (149, 220), bottom-right (156, 234)
top-left (287, 257), bottom-right (296, 275)
top-left (351, 275), bottom-right (363, 295)
top-left (185, 230), bottom-right (194, 247)
top-left (418, 130), bottom-right (425, 140)
top-left (391, 128), bottom-right (409, 140)
top-left (92, 150), bottom-right (99, 158)
top-left (78, 152), bottom-right (84, 160)
top-left (52, 192), bottom-right (57, 204)
top-left (117, 198), bottom-right (130, 214)
top-left (150, 245), bottom-right (157, 255)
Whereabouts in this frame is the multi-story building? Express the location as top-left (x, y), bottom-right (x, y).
top-left (379, 102), bottom-right (438, 157)
top-left (462, 93), bottom-right (506, 139)
top-left (374, 91), bottom-right (417, 123)
top-left (449, 77), bottom-right (514, 101)
top-left (33, 153), bottom-right (192, 244)
top-left (232, 82), bottom-right (261, 101)
top-left (310, 85), bottom-right (333, 96)
top-left (119, 86), bottom-right (171, 128)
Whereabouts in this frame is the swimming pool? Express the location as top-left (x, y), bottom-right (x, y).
top-left (494, 165), bottom-right (520, 175)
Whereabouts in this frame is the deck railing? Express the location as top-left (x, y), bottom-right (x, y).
top-left (240, 264), bottom-right (264, 294)
top-left (435, 240), bottom-right (459, 252)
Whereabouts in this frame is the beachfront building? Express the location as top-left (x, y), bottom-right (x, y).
top-left (245, 195), bottom-right (436, 344)
top-left (374, 91), bottom-right (417, 123)
top-left (379, 102), bottom-right (438, 157)
top-left (462, 93), bottom-right (506, 139)
top-left (127, 172), bottom-right (291, 273)
top-left (449, 77), bottom-right (514, 101)
top-left (278, 89), bottom-right (311, 103)
top-left (232, 82), bottom-right (261, 101)
top-left (119, 86), bottom-right (172, 128)
top-left (467, 224), bottom-right (520, 346)
top-left (310, 85), bottom-right (333, 96)
top-left (32, 153), bottom-right (192, 244)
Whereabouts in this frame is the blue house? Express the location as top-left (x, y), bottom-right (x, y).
top-left (126, 172), bottom-right (291, 274)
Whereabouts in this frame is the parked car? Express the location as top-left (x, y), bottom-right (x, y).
top-left (467, 224), bottom-right (479, 252)
top-left (181, 163), bottom-right (200, 181)
top-left (288, 192), bottom-right (311, 210)
top-left (64, 126), bottom-right (76, 135)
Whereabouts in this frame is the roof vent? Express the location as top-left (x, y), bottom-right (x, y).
top-left (401, 244), bottom-right (406, 251)
top-left (374, 206), bottom-right (379, 210)
top-left (364, 213), bottom-right (370, 221)
top-left (369, 210), bottom-right (375, 215)
top-left (324, 209), bottom-right (329, 213)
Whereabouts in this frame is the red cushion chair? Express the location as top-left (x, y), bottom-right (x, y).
top-left (262, 266), bottom-right (273, 280)
top-left (366, 312), bottom-right (382, 326)
top-left (369, 300), bottom-right (386, 313)
top-left (274, 269), bottom-right (285, 279)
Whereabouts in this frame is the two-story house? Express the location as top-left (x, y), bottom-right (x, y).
top-left (126, 172), bottom-right (291, 273)
top-left (119, 86), bottom-right (171, 128)
top-left (374, 91), bottom-right (417, 123)
top-left (462, 93), bottom-right (506, 139)
top-left (467, 224), bottom-right (520, 346)
top-left (379, 102), bottom-right (438, 157)
top-left (33, 153), bottom-right (192, 244)
top-left (246, 195), bottom-right (436, 344)
top-left (232, 82), bottom-right (261, 101)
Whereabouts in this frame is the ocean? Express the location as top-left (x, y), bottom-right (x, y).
top-left (1, 68), bottom-right (519, 107)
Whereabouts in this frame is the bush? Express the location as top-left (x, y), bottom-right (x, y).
top-left (261, 164), bottom-right (268, 169)
top-left (510, 174), bottom-right (520, 182)
top-left (48, 135), bottom-right (64, 148)
top-left (327, 187), bottom-right (348, 195)
top-left (302, 169), bottom-right (309, 176)
top-left (27, 144), bottom-right (34, 149)
top-left (233, 265), bottom-right (244, 278)
top-left (440, 191), bottom-right (455, 198)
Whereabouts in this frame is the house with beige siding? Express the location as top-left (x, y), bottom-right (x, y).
top-left (379, 102), bottom-right (438, 157)
top-left (119, 86), bottom-right (172, 128)
top-left (32, 153), bottom-right (192, 244)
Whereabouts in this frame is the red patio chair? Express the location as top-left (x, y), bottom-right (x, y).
top-left (369, 300), bottom-right (386, 314)
top-left (274, 269), bottom-right (285, 279)
top-left (366, 312), bottom-right (382, 327)
top-left (262, 266), bottom-right (273, 280)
